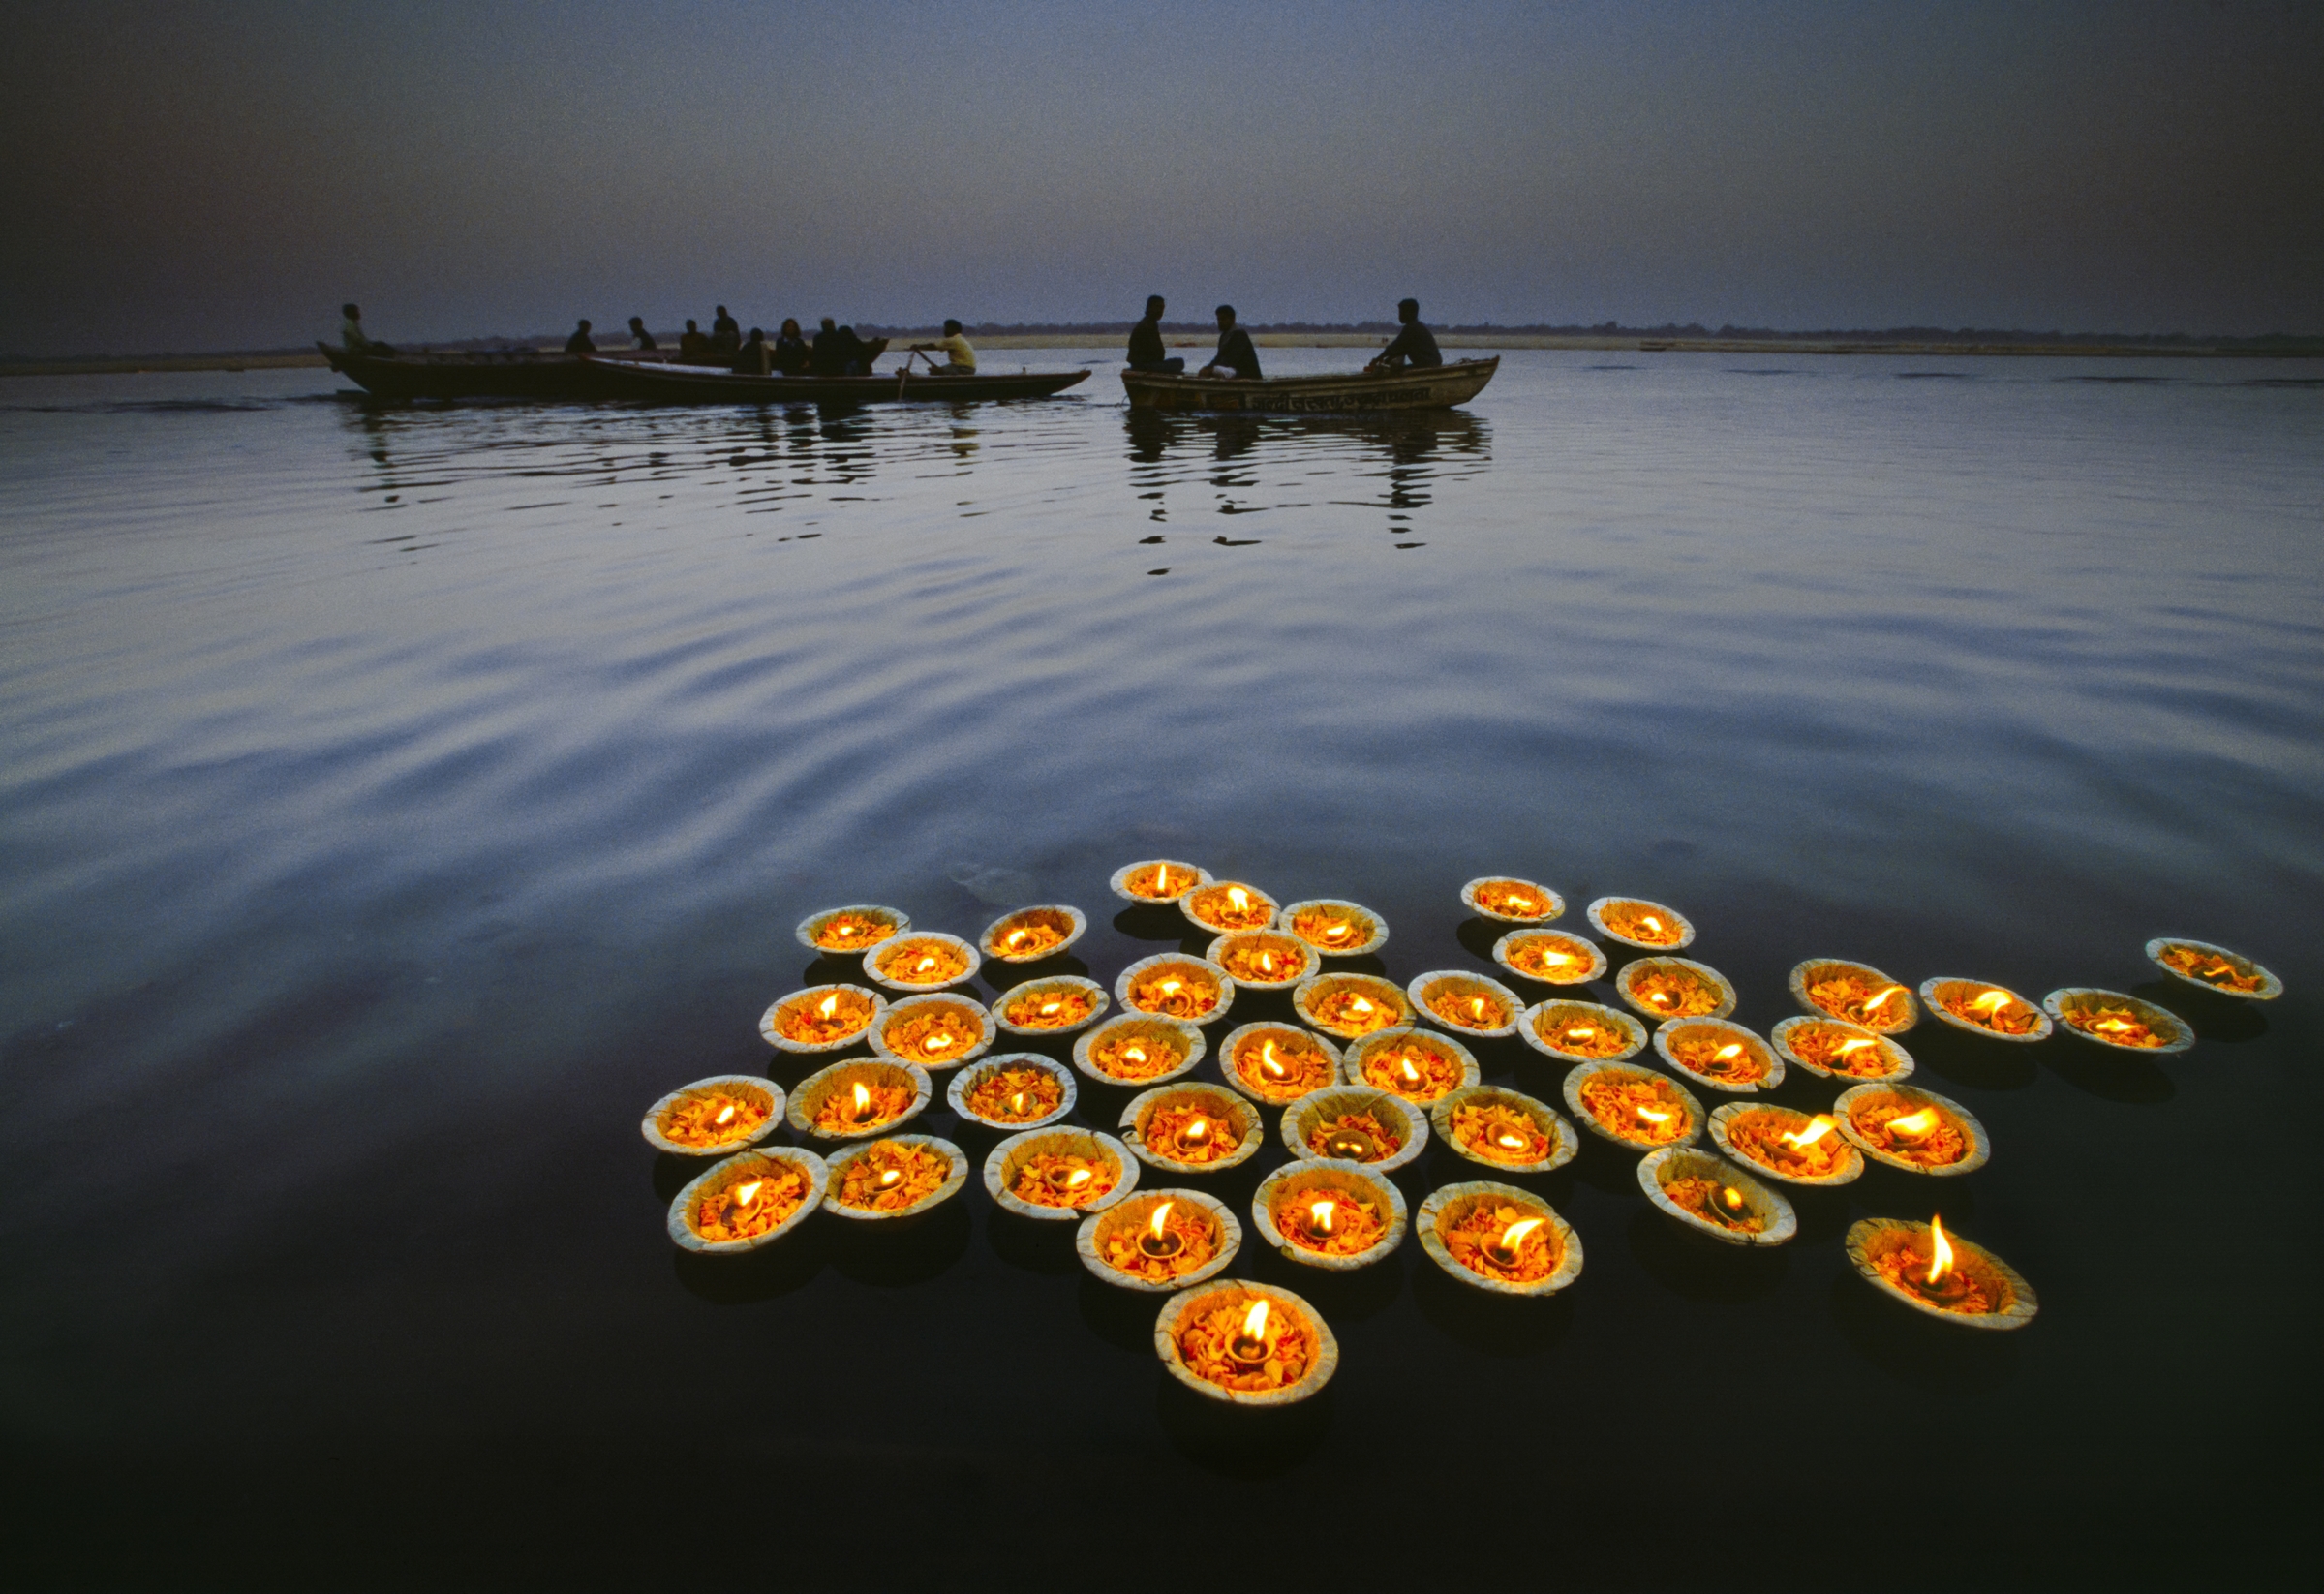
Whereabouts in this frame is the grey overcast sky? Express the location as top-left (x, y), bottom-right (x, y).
top-left (3, 0), bottom-right (2318, 354)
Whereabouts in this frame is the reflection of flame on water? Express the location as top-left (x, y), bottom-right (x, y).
top-left (1779, 1114), bottom-right (1837, 1150)
top-left (1926, 1214), bottom-right (1955, 1286)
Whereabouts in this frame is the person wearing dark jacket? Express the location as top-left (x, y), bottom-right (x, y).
top-left (1369, 298), bottom-right (1442, 370)
top-left (677, 320), bottom-right (711, 362)
top-left (731, 327), bottom-right (772, 374)
top-left (1127, 295), bottom-right (1185, 374)
top-left (627, 316), bottom-right (657, 352)
top-left (1198, 304), bottom-right (1261, 380)
top-left (773, 319), bottom-right (810, 375)
top-left (710, 305), bottom-right (741, 356)
top-left (811, 317), bottom-right (872, 376)
top-left (565, 319), bottom-right (596, 353)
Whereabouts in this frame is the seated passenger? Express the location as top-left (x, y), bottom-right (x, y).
top-left (1198, 304), bottom-right (1261, 380)
top-left (731, 327), bottom-right (772, 374)
top-left (565, 319), bottom-right (596, 354)
top-left (911, 319), bottom-right (977, 374)
top-left (811, 317), bottom-right (872, 377)
top-left (339, 302), bottom-right (394, 355)
top-left (627, 316), bottom-right (657, 352)
top-left (710, 305), bottom-right (741, 357)
top-left (1369, 298), bottom-right (1442, 371)
top-left (677, 320), bottom-right (711, 363)
top-left (772, 319), bottom-right (810, 375)
top-left (1127, 295), bottom-right (1183, 374)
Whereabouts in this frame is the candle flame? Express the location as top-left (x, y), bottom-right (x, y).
top-left (1888, 1108), bottom-right (1939, 1139)
top-left (1066, 1168), bottom-right (1090, 1188)
top-left (1499, 1217), bottom-right (1544, 1251)
top-left (1469, 996), bottom-right (1488, 1020)
top-left (1227, 887), bottom-right (1249, 911)
top-left (1148, 1202), bottom-right (1174, 1239)
top-left (1240, 1298), bottom-right (1269, 1339)
top-left (1008, 1091), bottom-right (1026, 1114)
top-left (2093, 1015), bottom-right (2137, 1034)
top-left (1640, 915), bottom-right (1661, 934)
top-left (1714, 1042), bottom-right (1744, 1061)
top-left (714, 1102), bottom-right (736, 1125)
top-left (1260, 1039), bottom-right (1285, 1078)
top-left (1121, 1044), bottom-right (1147, 1064)
top-left (1926, 1215), bottom-right (1956, 1285)
top-left (1006, 929), bottom-right (1026, 948)
top-left (1154, 866), bottom-right (1172, 893)
top-left (818, 994), bottom-right (839, 1019)
top-left (1636, 1105), bottom-right (1671, 1124)
top-left (1544, 948), bottom-right (1573, 965)
top-left (1309, 1199), bottom-right (1335, 1235)
top-left (1970, 989), bottom-right (2011, 1018)
top-left (926, 1031), bottom-right (956, 1051)
top-left (851, 1082), bottom-right (872, 1119)
top-left (1566, 1025), bottom-right (1595, 1042)
top-left (1648, 990), bottom-right (1673, 1007)
top-left (1779, 1114), bottom-right (1837, 1149)
top-left (915, 955), bottom-right (937, 974)
top-left (1398, 1056), bottom-right (1422, 1085)
top-left (1325, 923), bottom-right (1349, 940)
top-left (877, 1167), bottom-right (902, 1189)
top-left (1039, 999), bottom-right (1061, 1016)
top-left (1719, 1185), bottom-right (1747, 1213)
top-left (1182, 1118), bottom-right (1210, 1145)
top-left (1835, 1037), bottom-right (1878, 1057)
top-left (1351, 996), bottom-right (1374, 1014)
top-left (1160, 979), bottom-right (1181, 995)
top-left (1496, 1131), bottom-right (1527, 1150)
top-left (734, 1180), bottom-right (763, 1207)
top-left (1865, 986), bottom-right (1903, 1013)
top-left (1260, 951), bottom-right (1276, 973)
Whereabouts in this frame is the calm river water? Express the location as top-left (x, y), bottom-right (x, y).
top-left (3, 350), bottom-right (2319, 1585)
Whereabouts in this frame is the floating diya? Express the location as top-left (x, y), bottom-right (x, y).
top-left (1636, 1148), bottom-right (1796, 1247)
top-left (991, 974), bottom-right (1109, 1038)
top-left (1153, 1281), bottom-right (1339, 1406)
top-left (794, 904), bottom-right (909, 957)
top-left (1616, 956), bottom-right (1737, 1024)
top-left (1407, 970), bottom-right (1524, 1039)
top-left (983, 1127), bottom-right (1137, 1222)
top-left (1292, 971), bottom-right (1415, 1039)
top-left (2043, 988), bottom-right (2195, 1055)
top-left (821, 1133), bottom-right (968, 1221)
top-left (1179, 880), bottom-right (1280, 936)
top-left (1561, 1060), bottom-right (1705, 1150)
top-left (1115, 953), bottom-right (1235, 1025)
top-left (640, 1074), bottom-right (785, 1156)
top-left (1586, 896), bottom-right (1695, 951)
top-left (1217, 1022), bottom-right (1343, 1106)
top-left (1832, 1083), bottom-right (1990, 1176)
top-left (1077, 1188), bottom-right (1243, 1292)
top-left (1918, 977), bottom-right (2052, 1043)
top-left (785, 1058), bottom-right (933, 1143)
top-left (1206, 929), bottom-right (1314, 991)
top-left (666, 1147), bottom-right (829, 1255)
top-left (2145, 936), bottom-right (2281, 1001)
top-left (1493, 929), bottom-right (1609, 987)
top-left (867, 993), bottom-right (994, 1071)
top-left (758, 983), bottom-right (887, 1055)
top-left (1109, 858), bottom-right (1211, 905)
top-left (1846, 1216), bottom-right (2039, 1330)
top-left (1708, 1103), bottom-right (1864, 1186)
top-left (1344, 1026), bottom-right (1482, 1105)
top-left (1280, 1087), bottom-right (1429, 1174)
top-left (863, 931), bottom-right (981, 993)
top-left (1651, 1016), bottom-right (1784, 1094)
top-left (1768, 1015), bottom-right (1915, 1084)
top-left (1120, 1085), bottom-right (1263, 1176)
top-left (1073, 1015), bottom-right (1206, 1087)
top-left (1460, 876), bottom-right (1566, 924)
top-left (1279, 898), bottom-right (1389, 958)
top-left (979, 904), bottom-right (1088, 965)
top-left (1789, 958), bottom-right (1920, 1033)
top-left (1252, 1159), bottom-right (1409, 1270)
top-left (1518, 998), bottom-right (1649, 1064)
top-left (1416, 1181), bottom-right (1584, 1297)
top-left (946, 1053), bottom-right (1077, 1131)
top-left (1430, 1085), bottom-right (1577, 1175)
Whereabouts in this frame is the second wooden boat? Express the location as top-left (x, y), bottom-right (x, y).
top-left (580, 358), bottom-right (1090, 405)
top-left (1121, 356), bottom-right (1498, 413)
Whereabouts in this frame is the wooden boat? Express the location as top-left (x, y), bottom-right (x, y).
top-left (1120, 356), bottom-right (1497, 414)
top-left (319, 343), bottom-right (607, 401)
top-left (579, 357), bottom-right (1089, 405)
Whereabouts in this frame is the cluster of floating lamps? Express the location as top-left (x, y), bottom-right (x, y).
top-left (641, 861), bottom-right (2282, 1397)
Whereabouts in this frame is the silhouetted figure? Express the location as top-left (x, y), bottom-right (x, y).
top-left (732, 327), bottom-right (772, 375)
top-left (1369, 298), bottom-right (1441, 371)
top-left (677, 320), bottom-right (711, 363)
top-left (565, 320), bottom-right (596, 354)
top-left (1199, 304), bottom-right (1260, 380)
top-left (911, 318), bottom-right (977, 374)
top-left (627, 316), bottom-right (657, 352)
top-left (773, 319), bottom-right (810, 375)
top-left (340, 302), bottom-right (393, 355)
top-left (1127, 295), bottom-right (1183, 374)
top-left (812, 317), bottom-right (872, 377)
top-left (710, 305), bottom-right (742, 357)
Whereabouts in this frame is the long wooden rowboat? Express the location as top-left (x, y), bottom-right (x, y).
top-left (580, 358), bottom-right (1089, 405)
top-left (1120, 356), bottom-right (1497, 414)
top-left (320, 343), bottom-right (608, 400)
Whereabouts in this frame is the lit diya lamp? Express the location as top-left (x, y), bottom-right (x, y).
top-left (1586, 895), bottom-right (1695, 951)
top-left (1155, 1282), bottom-right (1339, 1405)
top-left (1918, 977), bottom-right (2052, 1042)
top-left (1417, 1182), bottom-right (1583, 1297)
top-left (1651, 1016), bottom-right (1784, 1094)
top-left (1789, 958), bottom-right (1919, 1033)
top-left (1708, 1103), bottom-right (1864, 1186)
top-left (980, 904), bottom-right (1087, 964)
top-left (1460, 875), bottom-right (1567, 924)
top-left (1846, 1215), bottom-right (2039, 1330)
top-left (1832, 1083), bottom-right (1990, 1176)
top-left (667, 1147), bottom-right (828, 1254)
top-left (983, 1127), bottom-right (1137, 1222)
top-left (1346, 1026), bottom-right (1481, 1104)
top-left (1768, 1015), bottom-right (1915, 1083)
top-left (1120, 1084), bottom-right (1261, 1175)
top-left (1431, 1085), bottom-right (1576, 1174)
top-left (1072, 1015), bottom-right (1205, 1086)
top-left (822, 1133), bottom-right (967, 1220)
top-left (1109, 858), bottom-right (1211, 905)
top-left (1616, 956), bottom-right (1737, 1024)
top-left (2042, 987), bottom-right (2194, 1055)
top-left (1280, 898), bottom-right (1388, 957)
top-left (992, 974), bottom-right (1109, 1037)
top-left (1637, 1148), bottom-right (1796, 1246)
top-left (1178, 880), bottom-right (1280, 935)
top-left (2145, 936), bottom-right (2281, 1001)
top-left (1518, 998), bottom-right (1648, 1063)
top-left (1115, 954), bottom-right (1234, 1025)
top-left (1205, 929), bottom-right (1314, 991)
top-left (1218, 1022), bottom-right (1343, 1106)
top-left (641, 1074), bottom-right (783, 1156)
top-left (794, 904), bottom-right (909, 957)
top-left (1493, 929), bottom-right (1608, 987)
top-left (1078, 1188), bottom-right (1242, 1291)
top-left (1292, 972), bottom-right (1414, 1039)
top-left (946, 1053), bottom-right (1076, 1130)
top-left (786, 1058), bottom-right (932, 1143)
top-left (1253, 1161), bottom-right (1408, 1269)
top-left (758, 983), bottom-right (886, 1055)
top-left (1281, 1087), bottom-right (1428, 1173)
top-left (1408, 970), bottom-right (1523, 1038)
top-left (1561, 1061), bottom-right (1704, 1150)
top-left (864, 932), bottom-right (980, 993)
top-left (869, 994), bottom-right (993, 1070)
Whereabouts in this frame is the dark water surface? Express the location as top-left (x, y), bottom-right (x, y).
top-left (4, 351), bottom-right (2320, 1586)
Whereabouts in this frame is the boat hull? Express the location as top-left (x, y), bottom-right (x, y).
top-left (1120, 356), bottom-right (1498, 414)
top-left (579, 359), bottom-right (1090, 405)
top-left (320, 344), bottom-right (604, 400)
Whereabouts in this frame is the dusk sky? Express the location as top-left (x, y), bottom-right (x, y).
top-left (5, 0), bottom-right (2319, 355)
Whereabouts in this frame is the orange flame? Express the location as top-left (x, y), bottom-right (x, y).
top-left (1350, 996), bottom-right (1375, 1014)
top-left (850, 1082), bottom-right (872, 1119)
top-left (1154, 866), bottom-right (1172, 893)
top-left (1065, 1168), bottom-right (1090, 1188)
top-left (1240, 1298), bottom-right (1270, 1340)
top-left (734, 1179), bottom-right (763, 1207)
top-left (1039, 999), bottom-right (1061, 1016)
top-left (1887, 1108), bottom-right (1939, 1141)
top-left (1324, 923), bottom-right (1349, 940)
top-left (1779, 1114), bottom-right (1837, 1150)
top-left (1565, 1025), bottom-right (1596, 1042)
top-left (1970, 989), bottom-right (2011, 1018)
top-left (714, 1102), bottom-right (736, 1126)
top-left (1835, 1037), bottom-right (1878, 1058)
top-left (1148, 1202), bottom-right (1174, 1239)
top-left (1007, 1091), bottom-right (1026, 1115)
top-left (1498, 1216), bottom-right (1544, 1251)
top-left (1260, 950), bottom-right (1277, 974)
top-left (1227, 887), bottom-right (1249, 911)
top-left (1714, 1042), bottom-right (1744, 1061)
top-left (1398, 1056), bottom-right (1422, 1085)
top-left (1308, 1199), bottom-right (1335, 1235)
top-left (818, 994), bottom-right (839, 1019)
top-left (1260, 1039), bottom-right (1285, 1078)
top-left (1864, 986), bottom-right (1903, 1014)
top-left (877, 1167), bottom-right (902, 1189)
top-left (1180, 1118), bottom-right (1210, 1146)
top-left (1636, 1105), bottom-right (1671, 1125)
top-left (1926, 1215), bottom-right (1956, 1285)
top-left (1121, 1044), bottom-right (1147, 1064)
top-left (1006, 929), bottom-right (1026, 948)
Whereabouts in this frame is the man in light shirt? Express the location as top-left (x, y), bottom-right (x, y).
top-left (912, 319), bottom-right (977, 374)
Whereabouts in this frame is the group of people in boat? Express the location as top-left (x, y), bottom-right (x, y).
top-left (1127, 294), bottom-right (1441, 380)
